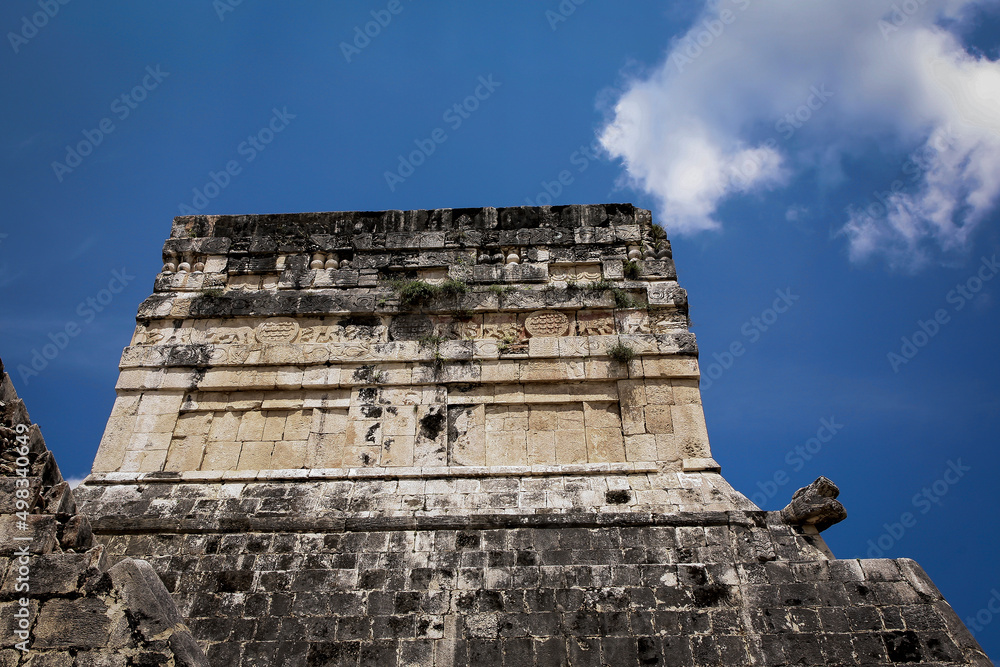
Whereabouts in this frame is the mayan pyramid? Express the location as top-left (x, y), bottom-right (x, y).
top-left (1, 204), bottom-right (989, 665)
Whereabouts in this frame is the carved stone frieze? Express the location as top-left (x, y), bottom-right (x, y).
top-left (524, 310), bottom-right (570, 337)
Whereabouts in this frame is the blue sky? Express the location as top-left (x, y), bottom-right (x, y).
top-left (1, 0), bottom-right (999, 654)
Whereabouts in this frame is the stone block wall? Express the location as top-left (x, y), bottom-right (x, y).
top-left (71, 482), bottom-right (991, 665)
top-left (70, 205), bottom-right (993, 665)
top-left (0, 358), bottom-right (207, 665)
top-left (90, 205), bottom-right (715, 480)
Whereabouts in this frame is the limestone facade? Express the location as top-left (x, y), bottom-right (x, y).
top-left (90, 205), bottom-right (717, 492)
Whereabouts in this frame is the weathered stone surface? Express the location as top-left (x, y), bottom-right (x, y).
top-left (0, 549), bottom-right (105, 596)
top-left (7, 206), bottom-right (991, 664)
top-left (93, 206), bottom-right (713, 479)
top-left (780, 476), bottom-right (848, 532)
top-left (33, 598), bottom-right (111, 649)
top-left (0, 514), bottom-right (58, 555)
top-left (0, 358), bottom-right (208, 665)
top-left (107, 558), bottom-right (209, 667)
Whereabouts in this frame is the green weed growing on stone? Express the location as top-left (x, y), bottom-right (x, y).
top-left (497, 330), bottom-right (519, 355)
top-left (419, 334), bottom-right (446, 348)
top-left (440, 278), bottom-right (468, 297)
top-left (607, 341), bottom-right (637, 364)
top-left (389, 279), bottom-right (440, 307)
top-left (588, 280), bottom-right (641, 309)
top-left (488, 283), bottom-right (516, 297)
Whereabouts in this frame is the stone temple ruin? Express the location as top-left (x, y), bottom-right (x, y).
top-left (0, 204), bottom-right (992, 665)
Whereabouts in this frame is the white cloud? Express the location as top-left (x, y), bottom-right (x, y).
top-left (599, 0), bottom-right (1000, 267)
top-left (64, 476), bottom-right (86, 489)
top-left (785, 205), bottom-right (808, 223)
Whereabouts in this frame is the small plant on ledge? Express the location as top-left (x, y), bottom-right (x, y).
top-left (389, 278), bottom-right (468, 307)
top-left (587, 280), bottom-right (641, 309)
top-left (389, 279), bottom-right (439, 307)
top-left (588, 279), bottom-right (615, 292)
top-left (488, 283), bottom-right (516, 297)
top-left (418, 334), bottom-right (446, 348)
top-left (612, 289), bottom-right (641, 309)
top-left (623, 260), bottom-right (642, 280)
top-left (497, 331), bottom-right (520, 355)
top-left (607, 341), bottom-right (637, 364)
top-left (440, 278), bottom-right (468, 297)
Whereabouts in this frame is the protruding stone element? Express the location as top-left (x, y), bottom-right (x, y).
top-left (682, 456), bottom-right (721, 472)
top-left (107, 558), bottom-right (209, 666)
top-left (59, 514), bottom-right (93, 552)
top-left (780, 475), bottom-right (848, 532)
